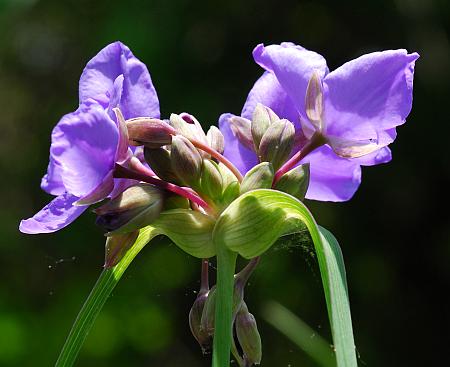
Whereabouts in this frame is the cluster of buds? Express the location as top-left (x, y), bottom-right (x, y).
top-left (189, 258), bottom-right (262, 366)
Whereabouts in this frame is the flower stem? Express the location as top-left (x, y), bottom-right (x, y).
top-left (114, 160), bottom-right (210, 210)
top-left (189, 138), bottom-right (243, 182)
top-left (212, 245), bottom-right (237, 367)
top-left (273, 133), bottom-right (326, 185)
top-left (55, 226), bottom-right (158, 367)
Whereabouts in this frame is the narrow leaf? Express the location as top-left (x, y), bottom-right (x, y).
top-left (214, 189), bottom-right (357, 366)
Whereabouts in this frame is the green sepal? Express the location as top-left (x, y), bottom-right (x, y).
top-left (221, 181), bottom-right (240, 207)
top-left (274, 163), bottom-right (310, 201)
top-left (240, 162), bottom-right (274, 194)
top-left (152, 209), bottom-right (215, 258)
top-left (200, 159), bottom-right (224, 201)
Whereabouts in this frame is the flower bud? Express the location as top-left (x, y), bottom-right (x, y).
top-left (170, 113), bottom-right (208, 149)
top-left (200, 286), bottom-right (216, 338)
top-left (274, 163), bottom-right (310, 201)
top-left (258, 119), bottom-right (295, 171)
top-left (235, 302), bottom-right (262, 366)
top-left (143, 147), bottom-right (181, 184)
top-left (170, 135), bottom-right (203, 187)
top-left (206, 126), bottom-right (225, 155)
top-left (104, 231), bottom-right (139, 268)
top-left (200, 159), bottom-right (223, 200)
top-left (94, 184), bottom-right (164, 234)
top-left (305, 71), bottom-right (324, 132)
top-left (229, 116), bottom-right (254, 150)
top-left (126, 117), bottom-right (175, 148)
top-left (251, 103), bottom-right (279, 150)
top-left (189, 289), bottom-right (212, 354)
top-left (240, 162), bottom-right (274, 194)
top-left (221, 181), bottom-right (240, 207)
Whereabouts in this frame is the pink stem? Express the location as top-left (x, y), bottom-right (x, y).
top-left (273, 133), bottom-right (326, 185)
top-left (189, 139), bottom-right (243, 182)
top-left (114, 160), bottom-right (210, 210)
top-left (200, 259), bottom-right (210, 294)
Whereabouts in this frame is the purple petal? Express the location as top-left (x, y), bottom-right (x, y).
top-left (301, 145), bottom-right (361, 202)
top-left (19, 193), bottom-right (87, 234)
top-left (242, 71), bottom-right (300, 127)
top-left (79, 41), bottom-right (160, 119)
top-left (324, 50), bottom-right (419, 143)
top-left (41, 157), bottom-right (65, 195)
top-left (51, 101), bottom-right (118, 198)
top-left (353, 147), bottom-right (392, 166)
top-left (219, 113), bottom-right (258, 175)
top-left (253, 43), bottom-right (329, 121)
top-left (75, 170), bottom-right (115, 206)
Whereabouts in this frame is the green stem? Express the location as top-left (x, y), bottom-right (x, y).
top-left (212, 245), bottom-right (237, 367)
top-left (56, 227), bottom-right (158, 367)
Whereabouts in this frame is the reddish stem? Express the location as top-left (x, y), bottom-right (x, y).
top-left (273, 133), bottom-right (326, 185)
top-left (189, 139), bottom-right (243, 182)
top-left (114, 160), bottom-right (210, 210)
top-left (200, 259), bottom-right (210, 294)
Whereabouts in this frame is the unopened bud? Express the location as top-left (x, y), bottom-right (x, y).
top-left (251, 103), bottom-right (279, 150)
top-left (229, 116), bottom-right (254, 151)
top-left (144, 147), bottom-right (180, 184)
top-left (240, 162), bottom-right (274, 194)
top-left (258, 119), bottom-right (295, 171)
top-left (170, 113), bottom-right (208, 149)
top-left (206, 126), bottom-right (225, 155)
top-left (305, 71), bottom-right (324, 132)
top-left (189, 290), bottom-right (212, 354)
top-left (126, 117), bottom-right (175, 148)
top-left (94, 184), bottom-right (164, 234)
top-left (235, 302), bottom-right (262, 366)
top-left (200, 159), bottom-right (223, 200)
top-left (221, 181), bottom-right (240, 207)
top-left (104, 231), bottom-right (139, 268)
top-left (274, 163), bottom-right (310, 201)
top-left (170, 135), bottom-right (203, 187)
top-left (200, 286), bottom-right (216, 338)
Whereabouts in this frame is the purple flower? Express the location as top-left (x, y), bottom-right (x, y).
top-left (220, 42), bottom-right (418, 201)
top-left (20, 42), bottom-right (159, 234)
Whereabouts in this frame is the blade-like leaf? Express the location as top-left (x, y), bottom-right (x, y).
top-left (56, 226), bottom-right (159, 367)
top-left (214, 189), bottom-right (357, 367)
top-left (262, 301), bottom-right (335, 367)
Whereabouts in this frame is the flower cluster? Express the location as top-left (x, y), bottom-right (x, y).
top-left (19, 41), bottom-right (418, 366)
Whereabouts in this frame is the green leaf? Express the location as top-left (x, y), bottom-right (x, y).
top-left (152, 209), bottom-right (215, 258)
top-left (214, 189), bottom-right (357, 367)
top-left (56, 226), bottom-right (159, 367)
top-left (262, 301), bottom-right (335, 367)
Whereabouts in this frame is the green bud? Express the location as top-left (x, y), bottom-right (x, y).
top-left (229, 116), bottom-right (254, 150)
top-left (258, 119), bottom-right (295, 171)
top-left (144, 147), bottom-right (181, 184)
top-left (251, 103), bottom-right (279, 150)
top-left (126, 117), bottom-right (175, 148)
top-left (94, 184), bottom-right (165, 235)
top-left (274, 163), bottom-right (310, 201)
top-left (240, 162), bottom-right (274, 194)
top-left (305, 71), bottom-right (324, 132)
top-left (189, 290), bottom-right (212, 354)
top-left (235, 302), bottom-right (262, 366)
top-left (221, 181), bottom-right (240, 207)
top-left (104, 231), bottom-right (139, 268)
top-left (200, 286), bottom-right (216, 338)
top-left (206, 126), bottom-right (225, 155)
top-left (170, 135), bottom-right (203, 187)
top-left (200, 159), bottom-right (223, 200)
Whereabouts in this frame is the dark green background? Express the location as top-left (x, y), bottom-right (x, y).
top-left (1, 0), bottom-right (449, 366)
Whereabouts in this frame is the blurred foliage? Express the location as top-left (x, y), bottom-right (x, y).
top-left (0, 0), bottom-right (449, 366)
